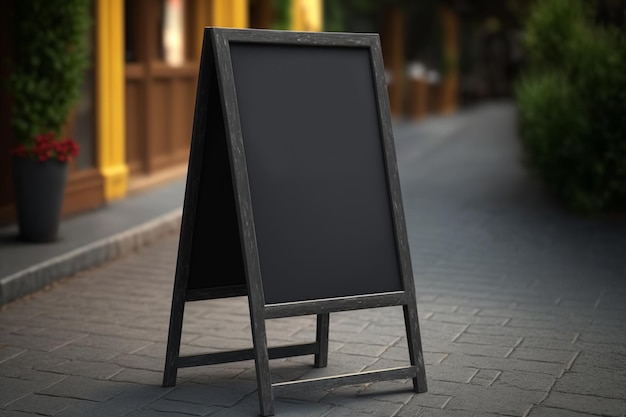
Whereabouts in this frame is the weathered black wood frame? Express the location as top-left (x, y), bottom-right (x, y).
top-left (163, 27), bottom-right (427, 417)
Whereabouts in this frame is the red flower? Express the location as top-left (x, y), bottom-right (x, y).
top-left (10, 132), bottom-right (80, 163)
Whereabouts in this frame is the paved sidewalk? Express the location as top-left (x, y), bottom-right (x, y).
top-left (0, 179), bottom-right (185, 306)
top-left (1, 101), bottom-right (625, 416)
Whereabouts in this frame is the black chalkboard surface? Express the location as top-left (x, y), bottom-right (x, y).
top-left (164, 27), bottom-right (426, 417)
top-left (230, 43), bottom-right (402, 304)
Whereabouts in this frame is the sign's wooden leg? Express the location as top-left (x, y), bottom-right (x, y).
top-left (403, 304), bottom-right (428, 393)
top-left (251, 321), bottom-right (274, 416)
top-left (163, 290), bottom-right (186, 387)
top-left (314, 313), bottom-right (329, 368)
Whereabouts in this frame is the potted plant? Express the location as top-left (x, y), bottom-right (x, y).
top-left (7, 0), bottom-right (90, 242)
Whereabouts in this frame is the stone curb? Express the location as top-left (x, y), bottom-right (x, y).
top-left (0, 208), bottom-right (182, 306)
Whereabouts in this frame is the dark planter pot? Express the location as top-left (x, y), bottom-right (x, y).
top-left (12, 157), bottom-right (69, 242)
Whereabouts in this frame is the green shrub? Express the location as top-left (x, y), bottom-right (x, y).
top-left (522, 0), bottom-right (587, 70)
top-left (8, 0), bottom-right (90, 146)
top-left (516, 0), bottom-right (626, 212)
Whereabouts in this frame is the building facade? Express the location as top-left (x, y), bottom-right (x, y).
top-left (0, 0), bottom-right (322, 226)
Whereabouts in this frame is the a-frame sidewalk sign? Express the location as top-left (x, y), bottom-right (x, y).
top-left (163, 27), bottom-right (427, 416)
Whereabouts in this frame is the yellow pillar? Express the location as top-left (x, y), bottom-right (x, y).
top-left (212, 0), bottom-right (249, 28)
top-left (232, 0), bottom-right (249, 28)
top-left (96, 0), bottom-right (128, 200)
top-left (291, 0), bottom-right (322, 31)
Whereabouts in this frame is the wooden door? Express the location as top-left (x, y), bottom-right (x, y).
top-left (124, 0), bottom-right (198, 181)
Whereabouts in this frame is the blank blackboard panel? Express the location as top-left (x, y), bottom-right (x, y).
top-left (187, 63), bottom-right (246, 292)
top-left (229, 43), bottom-right (403, 304)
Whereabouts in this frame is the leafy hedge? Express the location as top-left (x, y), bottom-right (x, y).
top-left (8, 0), bottom-right (90, 145)
top-left (515, 0), bottom-right (626, 212)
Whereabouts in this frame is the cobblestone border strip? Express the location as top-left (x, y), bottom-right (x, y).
top-left (0, 209), bottom-right (182, 306)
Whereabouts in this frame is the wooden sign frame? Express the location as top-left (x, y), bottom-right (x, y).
top-left (163, 27), bottom-right (427, 416)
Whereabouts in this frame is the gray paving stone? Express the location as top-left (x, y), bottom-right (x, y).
top-left (418, 303), bottom-right (458, 314)
top-left (526, 405), bottom-right (601, 417)
top-left (323, 394), bottom-right (403, 416)
top-left (187, 334), bottom-right (254, 350)
top-left (262, 398), bottom-right (334, 417)
top-left (268, 360), bottom-right (318, 384)
top-left (274, 385), bottom-right (331, 403)
top-left (428, 312), bottom-right (507, 326)
top-left (0, 333), bottom-right (77, 353)
top-left (420, 409), bottom-right (510, 417)
top-left (362, 358), bottom-right (414, 379)
top-left (0, 346), bottom-right (26, 364)
top-left (492, 370), bottom-right (556, 392)
top-left (69, 334), bottom-right (153, 354)
top-left (505, 318), bottom-right (594, 330)
top-left (541, 391), bottom-right (626, 417)
top-left (441, 353), bottom-right (565, 376)
top-left (468, 369), bottom-right (500, 386)
top-left (337, 342), bottom-right (388, 358)
top-left (319, 384), bottom-right (403, 415)
top-left (39, 376), bottom-right (131, 402)
top-left (53, 385), bottom-right (174, 416)
top-left (465, 324), bottom-right (577, 342)
top-left (0, 342), bottom-right (52, 365)
top-left (433, 341), bottom-right (513, 358)
top-left (432, 380), bottom-right (544, 416)
top-left (553, 369), bottom-right (626, 399)
top-left (508, 347), bottom-right (579, 364)
top-left (420, 322), bottom-right (469, 342)
top-left (6, 393), bottom-right (93, 416)
top-left (124, 411), bottom-right (206, 417)
top-left (427, 364), bottom-right (478, 384)
top-left (358, 379), bottom-right (416, 404)
top-left (454, 333), bottom-right (522, 347)
top-left (10, 327), bottom-right (89, 343)
top-left (517, 338), bottom-right (580, 352)
top-left (51, 343), bottom-right (120, 362)
top-left (0, 411), bottom-right (45, 417)
top-left (573, 330), bottom-right (626, 346)
top-left (379, 345), bottom-right (411, 362)
top-left (145, 398), bottom-right (218, 415)
top-left (399, 391), bottom-right (451, 409)
top-left (183, 363), bottom-right (250, 384)
top-left (110, 367), bottom-right (165, 385)
top-left (164, 382), bottom-right (250, 408)
top-left (0, 376), bottom-right (56, 408)
top-left (0, 368), bottom-right (67, 387)
top-left (323, 405), bottom-right (382, 417)
top-left (568, 346), bottom-right (626, 371)
top-left (110, 353), bottom-right (164, 372)
top-left (327, 320), bottom-right (370, 335)
top-left (35, 358), bottom-right (123, 380)
top-left (321, 330), bottom-right (401, 347)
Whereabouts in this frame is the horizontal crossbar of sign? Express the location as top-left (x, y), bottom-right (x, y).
top-left (176, 342), bottom-right (319, 368)
top-left (264, 291), bottom-right (407, 319)
top-left (185, 285), bottom-right (248, 301)
top-left (272, 366), bottom-right (417, 394)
